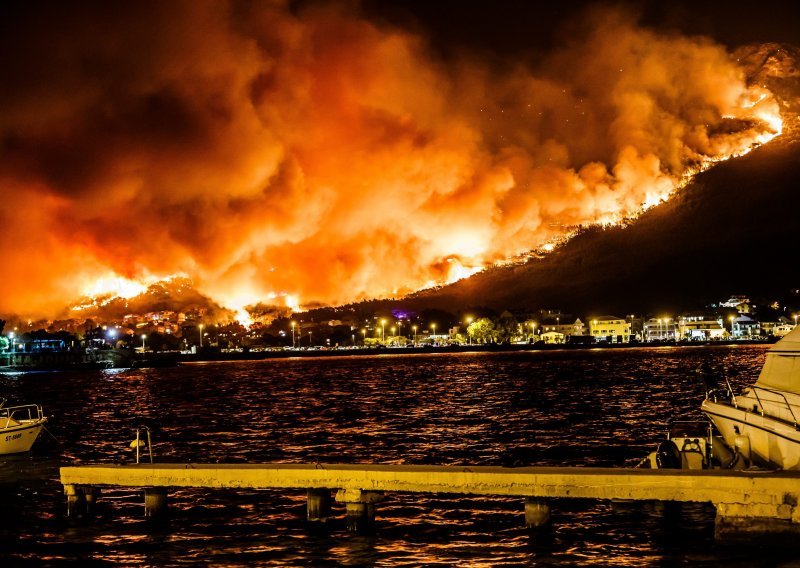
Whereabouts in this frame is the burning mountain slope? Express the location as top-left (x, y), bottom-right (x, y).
top-left (399, 45), bottom-right (800, 314)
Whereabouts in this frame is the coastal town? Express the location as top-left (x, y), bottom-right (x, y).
top-left (1, 294), bottom-right (796, 361)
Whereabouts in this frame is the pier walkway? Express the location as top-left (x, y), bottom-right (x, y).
top-left (60, 463), bottom-right (800, 539)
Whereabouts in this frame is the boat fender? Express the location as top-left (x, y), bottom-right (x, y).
top-left (734, 435), bottom-right (751, 461)
top-left (654, 440), bottom-right (682, 469)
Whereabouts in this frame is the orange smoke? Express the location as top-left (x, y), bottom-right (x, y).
top-left (0, 2), bottom-right (781, 318)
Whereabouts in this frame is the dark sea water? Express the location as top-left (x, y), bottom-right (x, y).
top-left (1, 344), bottom-right (797, 566)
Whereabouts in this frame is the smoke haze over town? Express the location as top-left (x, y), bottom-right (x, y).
top-left (0, 1), bottom-right (788, 320)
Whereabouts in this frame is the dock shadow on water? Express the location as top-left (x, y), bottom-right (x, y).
top-left (2, 345), bottom-right (799, 565)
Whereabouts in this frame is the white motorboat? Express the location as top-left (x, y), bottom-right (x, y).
top-left (701, 325), bottom-right (800, 470)
top-left (0, 400), bottom-right (48, 455)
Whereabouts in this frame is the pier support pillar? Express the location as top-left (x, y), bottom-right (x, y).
top-left (335, 489), bottom-right (384, 532)
top-left (525, 497), bottom-right (551, 529)
top-left (64, 484), bottom-right (86, 518)
top-left (307, 489), bottom-right (332, 522)
top-left (144, 487), bottom-right (168, 518)
top-left (715, 502), bottom-right (800, 542)
top-left (83, 486), bottom-right (101, 516)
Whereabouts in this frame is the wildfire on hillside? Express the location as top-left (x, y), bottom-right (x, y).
top-left (0, 2), bottom-right (787, 322)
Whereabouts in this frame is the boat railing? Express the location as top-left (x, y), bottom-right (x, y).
top-left (1, 404), bottom-right (45, 429)
top-left (705, 376), bottom-right (737, 406)
top-left (748, 386), bottom-right (799, 429)
top-left (724, 376), bottom-right (737, 406)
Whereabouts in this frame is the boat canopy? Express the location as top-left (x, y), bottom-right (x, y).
top-left (755, 325), bottom-right (800, 394)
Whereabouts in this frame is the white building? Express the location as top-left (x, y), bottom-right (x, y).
top-left (732, 315), bottom-right (760, 338)
top-left (677, 315), bottom-right (725, 340)
top-left (643, 318), bottom-right (677, 341)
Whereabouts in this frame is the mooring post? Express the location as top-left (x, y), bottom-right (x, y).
top-left (335, 489), bottom-right (384, 532)
top-left (64, 484), bottom-right (86, 518)
top-left (525, 497), bottom-right (551, 529)
top-left (144, 487), bottom-right (168, 517)
top-left (307, 488), bottom-right (332, 522)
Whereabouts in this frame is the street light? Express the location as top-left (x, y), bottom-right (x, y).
top-left (381, 319), bottom-right (386, 344)
top-left (291, 321), bottom-right (296, 348)
top-left (729, 315), bottom-right (736, 339)
top-left (141, 334), bottom-right (147, 352)
top-left (9, 332), bottom-right (14, 353)
top-left (412, 325), bottom-right (418, 346)
top-left (199, 324), bottom-right (204, 348)
top-left (795, 314), bottom-right (798, 328)
top-left (390, 326), bottom-right (396, 345)
top-left (362, 328), bottom-right (367, 344)
top-left (431, 323), bottom-right (437, 345)
top-left (308, 331), bottom-right (312, 346)
top-left (465, 316), bottom-right (473, 345)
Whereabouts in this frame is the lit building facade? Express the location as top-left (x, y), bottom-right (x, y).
top-left (677, 315), bottom-right (725, 340)
top-left (643, 318), bottom-right (677, 341)
top-left (589, 316), bottom-right (631, 343)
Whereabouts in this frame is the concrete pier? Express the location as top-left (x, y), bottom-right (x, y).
top-left (60, 463), bottom-right (800, 539)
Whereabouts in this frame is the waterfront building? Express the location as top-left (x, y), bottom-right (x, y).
top-left (589, 316), bottom-right (631, 343)
top-left (626, 315), bottom-right (645, 341)
top-left (643, 318), bottom-right (677, 341)
top-left (677, 315), bottom-right (726, 340)
top-left (540, 331), bottom-right (566, 344)
top-left (540, 317), bottom-right (586, 338)
top-left (732, 315), bottom-right (760, 338)
top-left (762, 317), bottom-right (794, 337)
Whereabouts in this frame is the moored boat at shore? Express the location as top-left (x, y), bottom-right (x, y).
top-left (0, 400), bottom-right (48, 455)
top-left (701, 325), bottom-right (800, 470)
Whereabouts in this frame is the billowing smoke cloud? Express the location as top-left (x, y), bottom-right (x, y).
top-left (0, 1), bottom-right (780, 317)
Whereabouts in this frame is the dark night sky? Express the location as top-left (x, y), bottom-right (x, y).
top-left (358, 0), bottom-right (800, 55)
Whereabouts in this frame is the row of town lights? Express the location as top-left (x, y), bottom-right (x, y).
top-left (154, 310), bottom-right (800, 351)
top-left (276, 311), bottom-right (794, 347)
top-left (281, 316), bottom-right (544, 347)
top-left (10, 310), bottom-right (800, 355)
top-left (280, 316), bottom-right (491, 347)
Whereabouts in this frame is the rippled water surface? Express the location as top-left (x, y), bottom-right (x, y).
top-left (1, 345), bottom-right (796, 566)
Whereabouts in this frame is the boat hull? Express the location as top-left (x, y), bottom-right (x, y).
top-left (0, 420), bottom-right (46, 455)
top-left (702, 399), bottom-right (800, 470)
